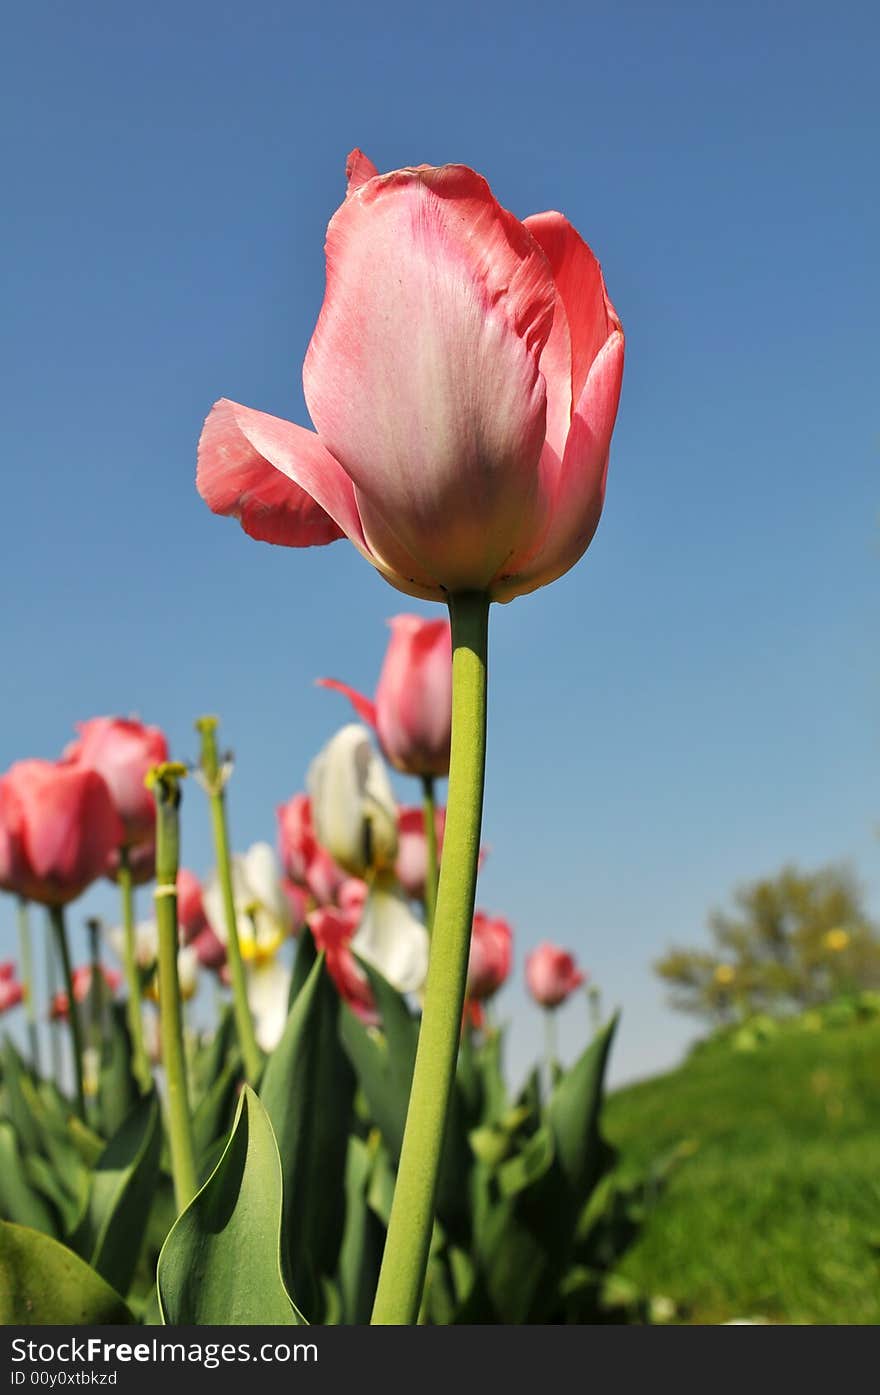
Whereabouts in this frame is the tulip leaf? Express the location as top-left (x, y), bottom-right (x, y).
top-left (546, 1013), bottom-right (619, 1198)
top-left (98, 1003), bottom-right (140, 1138)
top-left (190, 1004), bottom-right (237, 1103)
top-left (260, 953), bottom-right (354, 1318)
top-left (0, 1219), bottom-right (133, 1324)
top-left (288, 923), bottom-right (318, 1007)
top-left (0, 1124), bottom-right (59, 1235)
top-left (337, 1135), bottom-right (386, 1324)
top-left (193, 1055), bottom-right (242, 1163)
top-left (1, 1037), bottom-right (43, 1156)
top-left (157, 1085), bottom-right (305, 1324)
top-left (71, 1093), bottom-right (161, 1296)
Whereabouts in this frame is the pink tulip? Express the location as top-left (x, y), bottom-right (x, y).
top-left (50, 964), bottom-right (122, 1020)
top-left (319, 616), bottom-right (452, 776)
top-left (197, 151), bottom-right (624, 604)
top-left (525, 942), bottom-right (587, 1008)
top-left (65, 717), bottom-right (168, 847)
top-left (190, 925), bottom-right (227, 972)
top-left (0, 760), bottom-right (123, 907)
top-left (177, 867), bottom-right (208, 943)
top-left (281, 877), bottom-right (309, 932)
top-left (106, 837), bottom-right (156, 887)
top-left (395, 806), bottom-right (446, 900)
top-left (467, 912), bottom-right (513, 1002)
top-left (0, 963), bottom-right (24, 1014)
top-left (276, 792), bottom-right (346, 906)
top-left (308, 906), bottom-right (378, 1026)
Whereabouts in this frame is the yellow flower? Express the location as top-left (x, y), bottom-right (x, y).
top-left (714, 964), bottom-right (736, 986)
top-left (823, 927), bottom-right (850, 953)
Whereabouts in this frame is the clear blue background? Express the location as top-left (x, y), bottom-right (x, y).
top-left (1, 0), bottom-right (877, 1084)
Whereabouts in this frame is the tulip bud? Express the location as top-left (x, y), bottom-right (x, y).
top-left (525, 942), bottom-right (587, 1008)
top-left (307, 725), bottom-right (398, 878)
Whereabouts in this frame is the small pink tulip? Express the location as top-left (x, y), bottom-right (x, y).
top-left (50, 964), bottom-right (121, 1020)
top-left (0, 963), bottom-right (24, 1014)
top-left (308, 906), bottom-right (378, 1026)
top-left (467, 911), bottom-right (513, 1002)
top-left (106, 837), bottom-right (156, 887)
top-left (190, 924), bottom-right (227, 972)
top-left (319, 616), bottom-right (452, 777)
top-left (0, 760), bottom-right (123, 907)
top-left (65, 717), bottom-right (169, 847)
top-left (177, 867), bottom-right (208, 942)
top-left (525, 942), bottom-right (587, 1008)
top-left (395, 806), bottom-right (446, 900)
top-left (197, 152), bottom-right (623, 604)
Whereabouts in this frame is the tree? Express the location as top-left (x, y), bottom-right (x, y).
top-left (655, 864), bottom-right (880, 1024)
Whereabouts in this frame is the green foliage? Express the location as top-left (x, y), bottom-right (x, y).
top-left (157, 1086), bottom-right (306, 1325)
top-left (0, 1220), bottom-right (133, 1324)
top-left (605, 1014), bottom-right (880, 1323)
top-left (656, 864), bottom-right (880, 1024)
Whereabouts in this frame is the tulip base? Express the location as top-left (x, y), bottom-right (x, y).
top-left (371, 590), bottom-right (489, 1325)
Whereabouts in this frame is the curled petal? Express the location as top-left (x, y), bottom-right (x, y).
top-left (316, 679), bottom-right (378, 730)
top-left (345, 148), bottom-right (379, 195)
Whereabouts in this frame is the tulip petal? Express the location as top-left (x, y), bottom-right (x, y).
top-left (345, 148), bottom-right (379, 195)
top-left (493, 329), bottom-right (624, 601)
top-left (315, 679), bottom-right (378, 730)
top-left (304, 164), bottom-right (557, 591)
top-left (351, 875), bottom-right (429, 996)
top-left (197, 398), bottom-right (354, 548)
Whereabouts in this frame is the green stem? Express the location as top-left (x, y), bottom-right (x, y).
top-left (117, 848), bottom-right (152, 1093)
top-left (46, 931), bottom-right (62, 1089)
top-left (16, 899), bottom-right (40, 1076)
top-left (48, 904), bottom-right (86, 1121)
top-left (421, 775), bottom-right (439, 932)
top-left (371, 591), bottom-right (490, 1325)
top-left (544, 1007), bottom-right (558, 1084)
top-left (196, 717), bottom-right (262, 1087)
top-left (151, 763), bottom-right (198, 1212)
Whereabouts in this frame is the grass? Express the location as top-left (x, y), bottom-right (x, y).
top-left (603, 1015), bottom-right (880, 1324)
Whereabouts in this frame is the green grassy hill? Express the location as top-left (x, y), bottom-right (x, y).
top-left (603, 1016), bottom-right (880, 1324)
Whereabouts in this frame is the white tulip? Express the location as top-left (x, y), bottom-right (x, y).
top-left (351, 873), bottom-right (429, 996)
top-left (203, 841), bottom-right (292, 962)
top-left (308, 724), bottom-right (398, 878)
top-left (247, 959), bottom-right (292, 1053)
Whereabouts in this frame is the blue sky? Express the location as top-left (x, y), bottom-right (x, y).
top-left (1, 0), bottom-right (878, 1085)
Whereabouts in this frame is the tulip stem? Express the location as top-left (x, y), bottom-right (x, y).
top-left (48, 905), bottom-right (86, 1121)
top-left (371, 590), bottom-right (489, 1325)
top-left (118, 848), bottom-right (152, 1093)
top-left (16, 899), bottom-right (40, 1077)
top-left (196, 717), bottom-right (263, 1088)
top-left (150, 763), bottom-right (198, 1212)
top-left (544, 1008), bottom-right (558, 1084)
top-left (420, 775), bottom-right (439, 932)
top-left (46, 931), bottom-right (62, 1090)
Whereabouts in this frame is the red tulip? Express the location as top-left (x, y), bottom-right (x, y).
top-left (64, 716), bottom-right (168, 847)
top-left (197, 151), bottom-right (624, 604)
top-left (337, 877), bottom-right (368, 918)
top-left (190, 924), bottom-right (227, 971)
top-left (276, 792), bottom-right (347, 906)
top-left (281, 877), bottom-right (309, 932)
top-left (0, 963), bottom-right (24, 1014)
top-left (467, 912), bottom-right (513, 1002)
top-left (0, 760), bottom-right (122, 907)
top-left (106, 837), bottom-right (156, 887)
top-left (525, 942), bottom-right (587, 1008)
top-left (177, 867), bottom-right (208, 942)
top-left (319, 616), bottom-right (452, 776)
top-left (50, 964), bottom-right (122, 1020)
top-left (395, 805), bottom-right (446, 900)
top-left (309, 906), bottom-right (379, 1026)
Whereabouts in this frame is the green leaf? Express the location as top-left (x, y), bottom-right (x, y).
top-left (0, 1124), bottom-right (59, 1235)
top-left (260, 953), bottom-right (354, 1317)
top-left (546, 1014), bottom-right (619, 1198)
top-left (98, 1003), bottom-right (140, 1138)
top-left (1, 1037), bottom-right (43, 1156)
top-left (71, 1093), bottom-right (162, 1296)
top-left (337, 1135), bottom-right (386, 1324)
top-left (288, 923), bottom-right (318, 1007)
top-left (192, 1056), bottom-right (242, 1163)
top-left (0, 1219), bottom-right (133, 1324)
top-left (157, 1085), bottom-right (305, 1325)
top-left (190, 1005), bottom-right (237, 1104)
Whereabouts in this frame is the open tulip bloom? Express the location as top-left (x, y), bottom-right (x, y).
top-left (197, 150), bottom-right (624, 1324)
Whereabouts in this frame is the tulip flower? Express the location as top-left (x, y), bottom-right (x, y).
top-left (276, 792), bottom-right (347, 906)
top-left (0, 963), bottom-right (24, 1014)
top-left (307, 725), bottom-right (398, 880)
top-left (50, 964), bottom-right (122, 1020)
top-left (525, 942), bottom-right (587, 1008)
top-left (190, 924), bottom-right (227, 971)
top-left (0, 760), bottom-right (122, 907)
top-left (308, 906), bottom-right (379, 1026)
top-left (177, 868), bottom-right (209, 942)
top-left (395, 806), bottom-right (446, 902)
top-left (319, 616), bottom-right (452, 777)
top-left (247, 959), bottom-right (293, 1053)
top-left (196, 149), bottom-right (624, 1325)
top-left (196, 153), bottom-right (623, 605)
top-left (467, 912), bottom-right (513, 1004)
top-left (203, 842), bottom-right (294, 963)
top-left (337, 877), bottom-right (368, 918)
top-left (64, 716), bottom-right (168, 848)
top-left (106, 838), bottom-right (156, 887)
